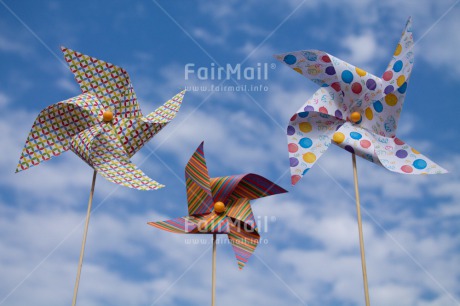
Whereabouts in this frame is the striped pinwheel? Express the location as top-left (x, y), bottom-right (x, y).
top-left (274, 18), bottom-right (447, 306)
top-left (16, 46), bottom-right (185, 190)
top-left (274, 17), bottom-right (447, 186)
top-left (148, 142), bottom-right (287, 269)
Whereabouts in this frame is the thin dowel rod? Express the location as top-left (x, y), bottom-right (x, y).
top-left (72, 170), bottom-right (97, 306)
top-left (352, 154), bottom-right (370, 306)
top-left (211, 234), bottom-right (217, 306)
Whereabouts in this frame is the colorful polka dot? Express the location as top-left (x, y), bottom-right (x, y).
top-left (394, 44), bottom-right (402, 56)
top-left (284, 54), bottom-right (297, 65)
top-left (397, 75), bottom-right (406, 87)
top-left (287, 126), bottom-right (295, 136)
top-left (360, 140), bottom-right (371, 148)
top-left (325, 66), bottom-right (336, 75)
top-left (289, 157), bottom-right (299, 167)
top-left (302, 168), bottom-right (309, 175)
top-left (350, 132), bottom-right (362, 140)
top-left (331, 82), bottom-right (341, 92)
top-left (351, 82), bottom-right (362, 94)
top-left (373, 101), bottom-right (383, 113)
top-left (344, 145), bottom-right (355, 154)
top-left (290, 114), bottom-right (297, 121)
top-left (393, 60), bottom-right (403, 72)
top-left (288, 143), bottom-right (298, 153)
top-left (322, 55), bottom-right (331, 63)
top-left (332, 132), bottom-right (345, 143)
top-left (398, 82), bottom-right (407, 94)
top-left (319, 106), bottom-right (328, 114)
top-left (355, 67), bottom-right (367, 76)
top-left (335, 110), bottom-right (343, 119)
top-left (304, 105), bottom-right (314, 112)
top-left (366, 79), bottom-right (377, 91)
top-left (298, 112), bottom-right (309, 119)
top-left (396, 149), bottom-right (408, 158)
top-left (299, 137), bottom-right (313, 148)
top-left (365, 107), bottom-right (373, 120)
top-left (383, 71), bottom-right (393, 81)
top-left (394, 138), bottom-right (405, 145)
top-left (384, 85), bottom-right (394, 95)
top-left (299, 122), bottom-right (312, 132)
top-left (401, 165), bottom-right (413, 173)
top-left (341, 70), bottom-right (354, 83)
top-left (385, 93), bottom-right (398, 106)
top-left (302, 152), bottom-right (317, 163)
top-left (294, 67), bottom-right (302, 74)
top-left (291, 175), bottom-right (301, 185)
top-left (412, 148), bottom-right (420, 154)
top-left (413, 159), bottom-right (427, 169)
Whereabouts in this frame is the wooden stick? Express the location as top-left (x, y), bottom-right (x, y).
top-left (352, 154), bottom-right (370, 306)
top-left (72, 170), bottom-right (97, 306)
top-left (211, 234), bottom-right (217, 306)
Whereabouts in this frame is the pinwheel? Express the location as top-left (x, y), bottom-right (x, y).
top-left (148, 142), bottom-right (286, 305)
top-left (15, 46), bottom-right (185, 306)
top-left (274, 18), bottom-right (446, 305)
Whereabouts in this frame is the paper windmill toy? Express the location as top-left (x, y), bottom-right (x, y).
top-left (148, 142), bottom-right (287, 269)
top-left (15, 46), bottom-right (185, 306)
top-left (274, 18), bottom-right (447, 306)
top-left (16, 46), bottom-right (185, 190)
top-left (274, 17), bottom-right (447, 186)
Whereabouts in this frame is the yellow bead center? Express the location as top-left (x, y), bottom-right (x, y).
top-left (214, 201), bottom-right (226, 214)
top-left (103, 110), bottom-right (114, 122)
top-left (350, 112), bottom-right (361, 123)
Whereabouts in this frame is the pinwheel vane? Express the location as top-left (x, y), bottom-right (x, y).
top-left (274, 18), bottom-right (446, 305)
top-left (149, 142), bottom-right (286, 305)
top-left (16, 46), bottom-right (185, 306)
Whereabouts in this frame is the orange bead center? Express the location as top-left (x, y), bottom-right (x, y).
top-left (102, 110), bottom-right (114, 122)
top-left (214, 201), bottom-right (226, 214)
top-left (350, 112), bottom-right (361, 123)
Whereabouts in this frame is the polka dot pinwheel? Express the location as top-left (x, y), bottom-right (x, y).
top-left (16, 46), bottom-right (186, 190)
top-left (274, 17), bottom-right (447, 186)
top-left (148, 142), bottom-right (287, 269)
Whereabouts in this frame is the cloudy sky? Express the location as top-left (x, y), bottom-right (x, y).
top-left (0, 0), bottom-right (459, 305)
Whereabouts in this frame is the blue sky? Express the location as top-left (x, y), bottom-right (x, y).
top-left (0, 0), bottom-right (459, 305)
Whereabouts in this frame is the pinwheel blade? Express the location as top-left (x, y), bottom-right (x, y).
top-left (289, 111), bottom-right (348, 185)
top-left (228, 222), bottom-right (260, 270)
top-left (90, 125), bottom-right (164, 190)
top-left (113, 118), bottom-right (164, 158)
top-left (226, 198), bottom-right (257, 231)
top-left (148, 217), bottom-right (198, 233)
top-left (16, 93), bottom-right (100, 173)
top-left (210, 174), bottom-right (287, 202)
top-left (360, 18), bottom-right (414, 138)
top-left (61, 46), bottom-right (141, 118)
top-left (186, 142), bottom-right (214, 215)
top-left (374, 136), bottom-right (448, 175)
top-left (143, 90), bottom-right (185, 124)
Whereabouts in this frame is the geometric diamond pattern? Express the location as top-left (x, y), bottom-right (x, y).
top-left (16, 47), bottom-right (186, 190)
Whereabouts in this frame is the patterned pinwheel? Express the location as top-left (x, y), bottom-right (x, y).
top-left (274, 18), bottom-right (447, 306)
top-left (274, 18), bottom-right (447, 186)
top-left (148, 142), bottom-right (287, 269)
top-left (16, 46), bottom-right (185, 190)
top-left (15, 46), bottom-right (185, 306)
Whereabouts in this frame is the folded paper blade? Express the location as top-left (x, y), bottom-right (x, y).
top-left (148, 217), bottom-right (198, 234)
top-left (89, 126), bottom-right (163, 190)
top-left (16, 94), bottom-right (100, 173)
top-left (228, 222), bottom-right (260, 270)
top-left (143, 90), bottom-right (185, 124)
top-left (113, 118), bottom-right (164, 158)
top-left (61, 46), bottom-right (141, 118)
top-left (226, 198), bottom-right (257, 232)
top-left (288, 111), bottom-right (343, 185)
top-left (186, 142), bottom-right (214, 215)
